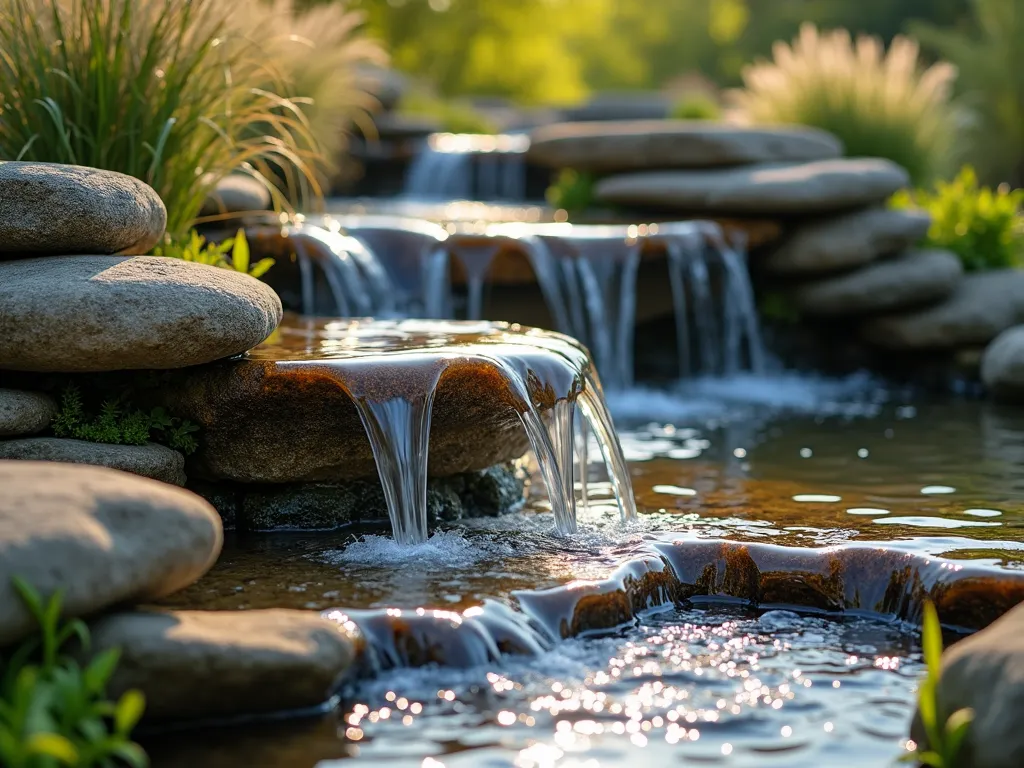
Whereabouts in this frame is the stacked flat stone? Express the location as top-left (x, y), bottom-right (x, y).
top-left (0, 162), bottom-right (352, 722)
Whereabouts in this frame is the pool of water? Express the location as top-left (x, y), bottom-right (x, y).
top-left (150, 378), bottom-right (1024, 767)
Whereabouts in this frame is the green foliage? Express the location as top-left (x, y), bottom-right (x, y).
top-left (545, 169), bottom-right (596, 216)
top-left (891, 166), bottom-right (1024, 271)
top-left (0, 577), bottom-right (147, 768)
top-left (670, 93), bottom-right (722, 121)
top-left (153, 230), bottom-right (274, 279)
top-left (396, 91), bottom-right (497, 135)
top-left (912, 0), bottom-right (1024, 187)
top-left (0, 0), bottom-right (324, 240)
top-left (731, 23), bottom-right (964, 185)
top-left (901, 601), bottom-right (973, 767)
top-left (52, 385), bottom-right (200, 455)
top-left (759, 291), bottom-right (801, 324)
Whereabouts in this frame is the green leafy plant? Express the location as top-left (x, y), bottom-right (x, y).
top-left (670, 93), bottom-right (721, 120)
top-left (891, 166), bottom-right (1024, 271)
top-left (732, 23), bottom-right (964, 185)
top-left (545, 169), bottom-right (596, 216)
top-left (52, 385), bottom-right (200, 455)
top-left (902, 601), bottom-right (973, 768)
top-left (0, 0), bottom-right (324, 240)
top-left (0, 577), bottom-right (147, 768)
top-left (152, 230), bottom-right (274, 279)
top-left (912, 0), bottom-right (1024, 187)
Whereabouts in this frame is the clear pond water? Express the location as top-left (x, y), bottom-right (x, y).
top-left (149, 378), bottom-right (1024, 767)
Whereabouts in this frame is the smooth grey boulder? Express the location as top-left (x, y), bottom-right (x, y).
top-left (0, 389), bottom-right (55, 437)
top-left (0, 256), bottom-right (282, 371)
top-left (911, 602), bottom-right (1024, 768)
top-left (199, 174), bottom-right (271, 217)
top-left (594, 158), bottom-right (910, 214)
top-left (766, 207), bottom-right (932, 274)
top-left (794, 249), bottom-right (962, 316)
top-left (982, 326), bottom-right (1024, 402)
top-left (527, 120), bottom-right (842, 172)
top-left (0, 461), bottom-right (221, 645)
top-left (0, 161), bottom-right (165, 256)
top-left (87, 609), bottom-right (355, 721)
top-left (0, 438), bottom-right (186, 485)
top-left (863, 270), bottom-right (1024, 350)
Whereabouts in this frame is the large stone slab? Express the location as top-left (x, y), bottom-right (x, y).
top-left (0, 256), bottom-right (282, 371)
top-left (87, 609), bottom-right (355, 721)
top-left (0, 462), bottom-right (221, 645)
top-left (594, 158), bottom-right (910, 215)
top-left (982, 326), bottom-right (1024, 402)
top-left (794, 249), bottom-right (962, 317)
top-left (0, 388), bottom-right (55, 437)
top-left (912, 602), bottom-right (1024, 768)
top-left (0, 162), bottom-right (165, 257)
top-left (863, 270), bottom-right (1024, 350)
top-left (528, 120), bottom-right (842, 172)
top-left (766, 207), bottom-right (931, 274)
top-left (0, 438), bottom-right (185, 485)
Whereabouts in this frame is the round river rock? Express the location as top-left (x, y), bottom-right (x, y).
top-left (0, 438), bottom-right (186, 485)
top-left (87, 609), bottom-right (355, 721)
top-left (594, 158), bottom-right (910, 214)
top-left (527, 121), bottom-right (843, 172)
top-left (0, 256), bottom-right (282, 371)
top-left (0, 161), bottom-right (166, 256)
top-left (0, 388), bottom-right (56, 436)
top-left (0, 461), bottom-right (222, 645)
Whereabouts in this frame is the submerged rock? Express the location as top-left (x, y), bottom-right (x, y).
top-left (766, 207), bottom-right (932, 274)
top-left (0, 256), bottom-right (282, 371)
top-left (0, 388), bottom-right (55, 437)
top-left (189, 462), bottom-right (525, 530)
top-left (527, 121), bottom-right (842, 172)
top-left (794, 249), bottom-right (962, 316)
top-left (0, 462), bottom-right (221, 645)
top-left (982, 325), bottom-right (1024, 402)
top-left (911, 602), bottom-right (1024, 768)
top-left (863, 270), bottom-right (1024, 350)
top-left (87, 609), bottom-right (355, 721)
top-left (594, 158), bottom-right (910, 214)
top-left (0, 438), bottom-right (186, 485)
top-left (0, 161), bottom-right (165, 256)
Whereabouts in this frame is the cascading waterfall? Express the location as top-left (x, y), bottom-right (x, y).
top-left (402, 133), bottom-right (529, 202)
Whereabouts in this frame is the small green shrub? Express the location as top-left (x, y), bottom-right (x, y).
top-left (891, 166), bottom-right (1024, 271)
top-left (902, 601), bottom-right (973, 768)
top-left (732, 23), bottom-right (963, 185)
top-left (545, 169), bottom-right (596, 216)
top-left (670, 93), bottom-right (721, 121)
top-left (153, 230), bottom-right (274, 279)
top-left (52, 385), bottom-right (200, 455)
top-left (0, 577), bottom-right (147, 768)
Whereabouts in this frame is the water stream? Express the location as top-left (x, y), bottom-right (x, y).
top-left (403, 134), bottom-right (529, 202)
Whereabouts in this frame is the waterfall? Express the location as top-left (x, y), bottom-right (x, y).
top-left (402, 133), bottom-right (528, 201)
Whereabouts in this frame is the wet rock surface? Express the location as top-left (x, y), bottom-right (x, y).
top-left (765, 207), bottom-right (932, 274)
top-left (0, 461), bottom-right (221, 645)
top-left (527, 121), bottom-right (842, 172)
top-left (863, 269), bottom-right (1024, 350)
top-left (0, 256), bottom-right (282, 371)
top-left (0, 437), bottom-right (186, 485)
top-left (983, 325), bottom-right (1024, 402)
top-left (87, 609), bottom-right (355, 721)
top-left (0, 388), bottom-right (55, 436)
top-left (594, 158), bottom-right (910, 214)
top-left (794, 249), bottom-right (962, 316)
top-left (912, 602), bottom-right (1024, 768)
top-left (0, 161), bottom-right (165, 256)
top-left (189, 463), bottom-right (526, 530)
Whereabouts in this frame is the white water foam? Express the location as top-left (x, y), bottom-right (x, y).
top-left (326, 530), bottom-right (514, 567)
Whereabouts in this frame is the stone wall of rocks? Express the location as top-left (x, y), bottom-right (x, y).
top-left (528, 120), bottom-right (1024, 390)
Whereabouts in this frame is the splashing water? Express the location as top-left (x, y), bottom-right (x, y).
top-left (402, 133), bottom-right (529, 202)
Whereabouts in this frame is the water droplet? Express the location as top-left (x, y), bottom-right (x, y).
top-left (800, 448), bottom-right (813, 458)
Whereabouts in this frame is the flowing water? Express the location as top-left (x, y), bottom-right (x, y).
top-left (403, 134), bottom-right (530, 202)
top-left (150, 383), bottom-right (1024, 767)
top-left (245, 316), bottom-right (637, 543)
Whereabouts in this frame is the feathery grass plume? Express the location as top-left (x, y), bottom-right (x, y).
top-left (731, 23), bottom-right (964, 185)
top-left (229, 0), bottom-right (387, 186)
top-left (0, 0), bottom-right (324, 240)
